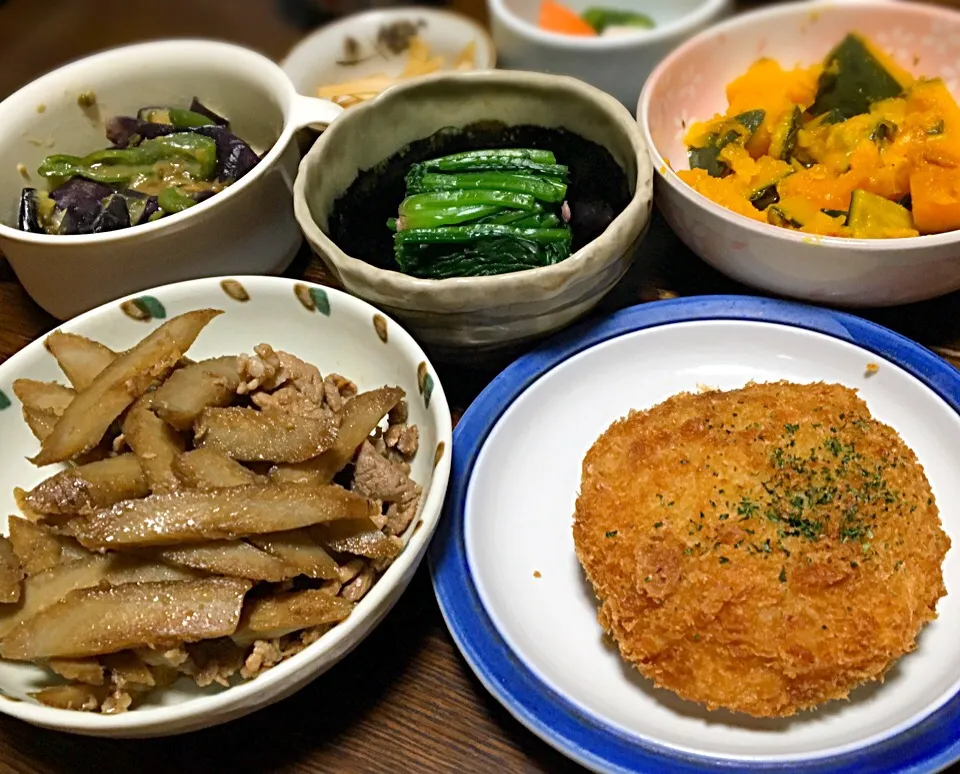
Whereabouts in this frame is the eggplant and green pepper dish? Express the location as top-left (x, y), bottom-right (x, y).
top-left (388, 149), bottom-right (574, 278)
top-left (18, 98), bottom-right (260, 236)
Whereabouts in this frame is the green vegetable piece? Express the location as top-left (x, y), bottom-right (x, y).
top-left (405, 170), bottom-right (568, 203)
top-left (399, 189), bottom-right (539, 214)
top-left (139, 108), bottom-right (172, 125)
top-left (386, 217), bottom-right (398, 231)
top-left (688, 110), bottom-right (766, 178)
top-left (144, 134), bottom-right (218, 180)
top-left (37, 133), bottom-right (217, 185)
top-left (770, 107), bottom-right (802, 161)
top-left (395, 224), bottom-right (572, 246)
top-left (581, 7), bottom-right (654, 32)
top-left (927, 120), bottom-right (945, 136)
top-left (157, 187), bottom-right (198, 214)
top-left (810, 34), bottom-right (903, 120)
top-left (421, 148), bottom-right (557, 171)
top-left (395, 227), bottom-right (573, 278)
top-left (847, 189), bottom-right (914, 238)
top-left (399, 204), bottom-right (502, 230)
top-left (409, 157), bottom-right (567, 178)
top-left (168, 108), bottom-right (218, 128)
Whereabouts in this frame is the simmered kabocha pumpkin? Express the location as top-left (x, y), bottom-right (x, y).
top-left (677, 34), bottom-right (960, 238)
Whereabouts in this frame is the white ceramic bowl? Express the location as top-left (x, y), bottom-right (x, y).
top-left (489, 0), bottom-right (732, 109)
top-left (0, 275), bottom-right (452, 737)
top-left (293, 69), bottom-right (653, 356)
top-left (281, 6), bottom-right (497, 99)
top-left (0, 41), bottom-right (342, 321)
top-left (639, 0), bottom-right (960, 308)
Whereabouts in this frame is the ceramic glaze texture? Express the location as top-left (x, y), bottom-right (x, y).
top-left (488, 0), bottom-right (732, 109)
top-left (639, 0), bottom-right (960, 307)
top-left (294, 69), bottom-right (654, 355)
top-left (0, 41), bottom-right (341, 320)
top-left (0, 276), bottom-right (452, 738)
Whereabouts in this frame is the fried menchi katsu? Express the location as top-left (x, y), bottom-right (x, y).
top-left (573, 381), bottom-right (950, 718)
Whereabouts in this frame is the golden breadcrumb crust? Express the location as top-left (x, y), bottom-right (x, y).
top-left (573, 381), bottom-right (950, 717)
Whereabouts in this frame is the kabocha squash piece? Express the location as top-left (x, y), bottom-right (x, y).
top-left (910, 167), bottom-right (960, 234)
top-left (688, 110), bottom-right (765, 177)
top-left (767, 196), bottom-right (847, 236)
top-left (769, 107), bottom-right (803, 161)
top-left (810, 34), bottom-right (906, 121)
top-left (847, 189), bottom-right (917, 238)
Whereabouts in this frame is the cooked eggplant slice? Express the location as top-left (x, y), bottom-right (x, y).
top-left (44, 331), bottom-right (116, 391)
top-left (269, 387), bottom-right (403, 484)
top-left (91, 193), bottom-right (131, 233)
top-left (18, 189), bottom-right (44, 233)
top-left (157, 541), bottom-right (294, 582)
top-left (0, 538), bottom-right (24, 604)
top-left (69, 484), bottom-right (376, 549)
top-left (152, 356), bottom-right (240, 431)
top-left (195, 406), bottom-right (339, 463)
top-left (31, 309), bottom-right (222, 466)
top-left (1, 577), bottom-right (251, 660)
top-left (7, 516), bottom-right (86, 575)
top-left (248, 530), bottom-right (341, 580)
top-left (25, 454), bottom-right (148, 516)
top-left (123, 395), bottom-right (185, 494)
top-left (232, 589), bottom-right (353, 644)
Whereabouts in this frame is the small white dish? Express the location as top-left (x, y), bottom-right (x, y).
top-left (0, 275), bottom-right (452, 738)
top-left (0, 41), bottom-right (342, 320)
top-left (432, 295), bottom-right (960, 773)
top-left (489, 0), bottom-right (731, 108)
top-left (281, 7), bottom-right (497, 101)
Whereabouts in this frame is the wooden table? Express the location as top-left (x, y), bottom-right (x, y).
top-left (1, 2), bottom-right (959, 772)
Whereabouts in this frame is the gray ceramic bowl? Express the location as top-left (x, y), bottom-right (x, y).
top-left (293, 69), bottom-right (653, 356)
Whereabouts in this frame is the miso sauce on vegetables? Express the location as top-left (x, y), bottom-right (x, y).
top-left (677, 34), bottom-right (960, 238)
top-left (18, 98), bottom-right (260, 236)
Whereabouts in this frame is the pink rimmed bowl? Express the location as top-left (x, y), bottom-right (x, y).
top-left (638, 0), bottom-right (960, 308)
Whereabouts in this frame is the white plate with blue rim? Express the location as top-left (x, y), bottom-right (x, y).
top-left (430, 295), bottom-right (960, 773)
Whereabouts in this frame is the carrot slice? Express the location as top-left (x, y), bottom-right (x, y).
top-left (539, 0), bottom-right (598, 36)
